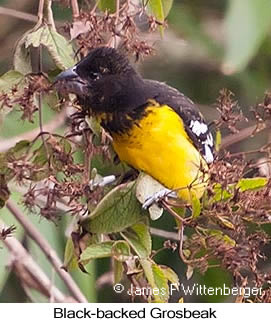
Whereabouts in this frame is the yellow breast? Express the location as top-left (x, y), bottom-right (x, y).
top-left (111, 105), bottom-right (209, 202)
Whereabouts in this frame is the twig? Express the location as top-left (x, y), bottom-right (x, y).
top-left (6, 200), bottom-right (87, 303)
top-left (220, 122), bottom-right (268, 150)
top-left (46, 0), bottom-right (56, 30)
top-left (38, 0), bottom-right (45, 25)
top-left (71, 0), bottom-right (80, 21)
top-left (150, 227), bottom-right (179, 241)
top-left (0, 6), bottom-right (37, 22)
top-left (0, 219), bottom-right (67, 302)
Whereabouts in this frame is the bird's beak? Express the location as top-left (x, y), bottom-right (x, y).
top-left (55, 67), bottom-right (78, 82)
top-left (54, 66), bottom-right (89, 96)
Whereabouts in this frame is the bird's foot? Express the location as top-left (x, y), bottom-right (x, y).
top-left (142, 189), bottom-right (177, 209)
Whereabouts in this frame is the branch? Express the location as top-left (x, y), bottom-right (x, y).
top-left (0, 219), bottom-right (68, 302)
top-left (220, 122), bottom-right (269, 150)
top-left (0, 6), bottom-right (37, 23)
top-left (71, 0), bottom-right (80, 21)
top-left (6, 200), bottom-right (87, 303)
top-left (150, 227), bottom-right (179, 241)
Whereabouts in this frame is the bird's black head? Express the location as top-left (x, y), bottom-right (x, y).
top-left (55, 47), bottom-right (145, 113)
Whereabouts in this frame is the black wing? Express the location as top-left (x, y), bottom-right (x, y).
top-left (144, 79), bottom-right (214, 163)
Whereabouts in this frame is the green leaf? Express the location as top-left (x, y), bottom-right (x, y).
top-left (147, 0), bottom-right (174, 36)
top-left (6, 140), bottom-right (31, 160)
top-left (207, 229), bottom-right (236, 247)
top-left (152, 264), bottom-right (169, 302)
top-left (113, 259), bottom-right (124, 284)
top-left (80, 241), bottom-right (114, 262)
top-left (120, 220), bottom-right (152, 258)
top-left (148, 0), bottom-right (168, 23)
top-left (236, 177), bottom-right (268, 192)
top-left (0, 70), bottom-right (25, 119)
top-left (112, 240), bottom-right (131, 262)
top-left (161, 266), bottom-right (179, 287)
top-left (63, 237), bottom-right (79, 271)
top-left (216, 215), bottom-right (235, 230)
top-left (82, 181), bottom-right (147, 234)
top-left (140, 259), bottom-right (169, 302)
top-left (0, 70), bottom-right (24, 93)
top-left (191, 193), bottom-right (201, 218)
top-left (98, 0), bottom-right (116, 13)
top-left (224, 0), bottom-right (271, 73)
top-left (212, 183), bottom-right (233, 202)
top-left (162, 0), bottom-right (174, 18)
top-left (215, 130), bottom-right (222, 151)
top-left (25, 25), bottom-right (75, 70)
top-left (147, 0), bottom-right (165, 36)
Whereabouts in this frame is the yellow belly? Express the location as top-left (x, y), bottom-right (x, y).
top-left (112, 105), bottom-right (209, 202)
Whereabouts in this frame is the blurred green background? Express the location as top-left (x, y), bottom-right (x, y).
top-left (0, 0), bottom-right (271, 303)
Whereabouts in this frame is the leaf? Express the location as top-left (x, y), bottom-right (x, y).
top-left (98, 0), bottom-right (116, 13)
top-left (215, 130), bottom-right (222, 151)
top-left (136, 173), bottom-right (165, 220)
top-left (25, 25), bottom-right (75, 70)
top-left (236, 177), bottom-right (268, 192)
top-left (161, 266), bottom-right (179, 287)
top-left (70, 20), bottom-right (91, 40)
top-left (212, 183), bottom-right (233, 202)
top-left (191, 193), bottom-right (201, 218)
top-left (152, 264), bottom-right (169, 302)
top-left (80, 241), bottom-right (114, 262)
top-left (0, 70), bottom-right (25, 119)
top-left (6, 140), bottom-right (31, 160)
top-left (63, 237), bottom-right (79, 271)
top-left (113, 259), bottom-right (124, 285)
top-left (216, 215), bottom-right (235, 230)
top-left (82, 181), bottom-right (148, 234)
top-left (140, 260), bottom-right (169, 302)
top-left (147, 0), bottom-right (165, 36)
top-left (162, 0), bottom-right (174, 18)
top-left (13, 31), bottom-right (33, 74)
top-left (207, 229), bottom-right (236, 247)
top-left (186, 265), bottom-right (194, 280)
top-left (147, 0), bottom-right (163, 23)
top-left (120, 219), bottom-right (152, 258)
top-left (0, 70), bottom-right (24, 93)
top-left (223, 0), bottom-right (271, 74)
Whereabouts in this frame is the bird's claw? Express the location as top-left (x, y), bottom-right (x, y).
top-left (142, 188), bottom-right (174, 209)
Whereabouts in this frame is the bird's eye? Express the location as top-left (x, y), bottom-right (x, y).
top-left (89, 72), bottom-right (101, 80)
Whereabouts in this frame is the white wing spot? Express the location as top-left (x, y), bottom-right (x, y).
top-left (204, 145), bottom-right (214, 163)
top-left (190, 120), bottom-right (208, 136)
top-left (204, 133), bottom-right (214, 147)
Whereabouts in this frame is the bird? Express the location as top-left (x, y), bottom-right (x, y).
top-left (55, 46), bottom-right (214, 206)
